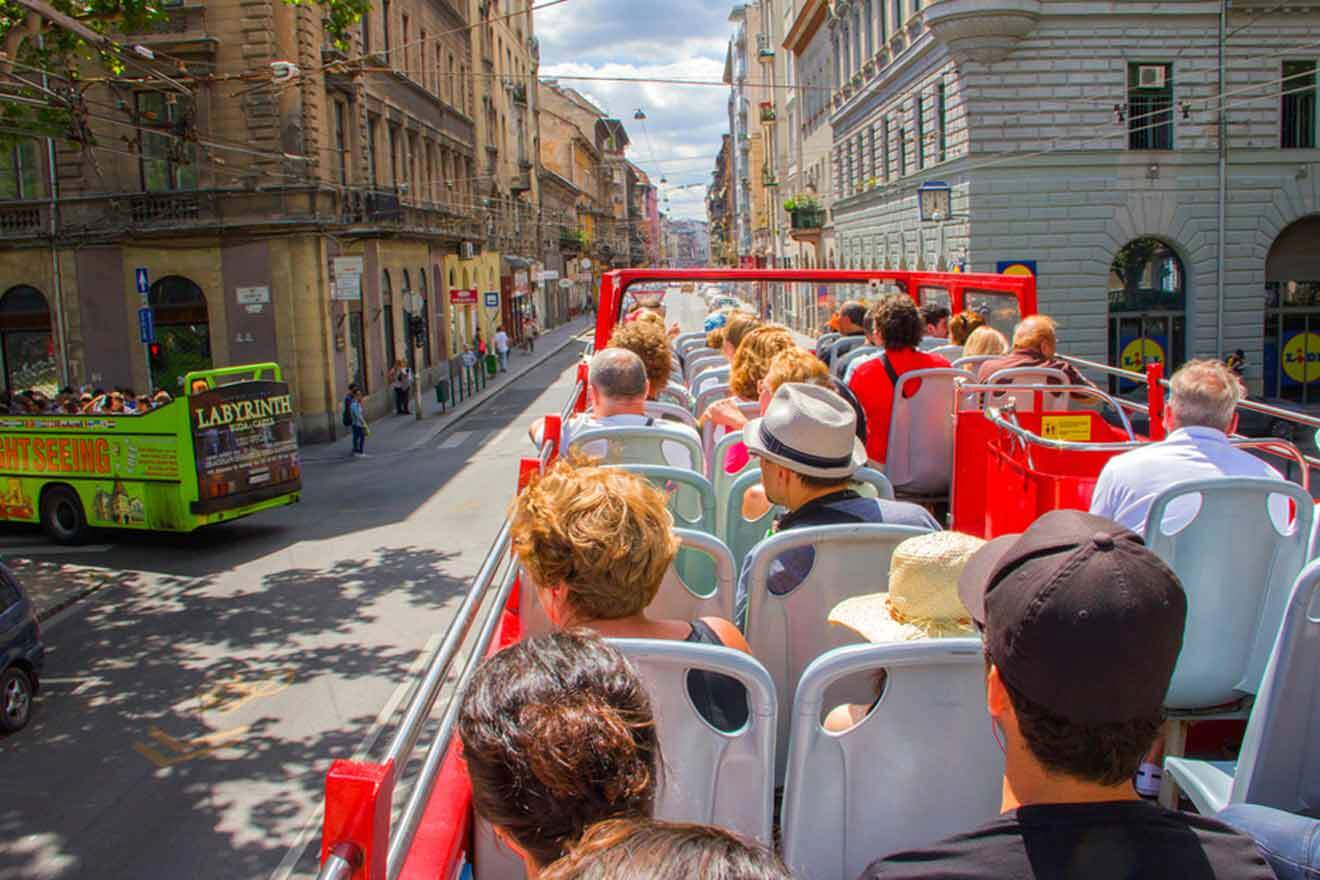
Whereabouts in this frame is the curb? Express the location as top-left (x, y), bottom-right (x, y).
top-left (301, 323), bottom-right (592, 462)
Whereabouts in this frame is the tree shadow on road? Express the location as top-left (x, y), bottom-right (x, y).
top-left (0, 543), bottom-right (468, 880)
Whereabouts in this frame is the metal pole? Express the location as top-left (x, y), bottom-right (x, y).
top-left (38, 36), bottom-right (69, 388)
top-left (1215, 0), bottom-right (1228, 358)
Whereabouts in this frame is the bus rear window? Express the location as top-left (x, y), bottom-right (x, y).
top-left (966, 290), bottom-right (1022, 338)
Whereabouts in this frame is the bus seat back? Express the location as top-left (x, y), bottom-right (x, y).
top-left (885, 369), bottom-right (973, 497)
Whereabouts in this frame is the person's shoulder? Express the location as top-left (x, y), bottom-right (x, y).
top-left (1148, 807), bottom-right (1278, 878)
top-left (874, 497), bottom-right (942, 529)
top-left (858, 817), bottom-right (1023, 880)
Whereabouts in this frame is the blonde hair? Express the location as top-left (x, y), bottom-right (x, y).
top-left (706, 327), bottom-right (726, 350)
top-left (634, 310), bottom-right (665, 328)
top-left (609, 321), bottom-right (672, 394)
top-left (511, 460), bottom-right (678, 620)
top-left (763, 347), bottom-right (830, 394)
top-left (724, 313), bottom-right (762, 353)
top-left (730, 325), bottom-right (796, 400)
top-left (948, 311), bottom-right (986, 346)
top-left (963, 326), bottom-right (1009, 357)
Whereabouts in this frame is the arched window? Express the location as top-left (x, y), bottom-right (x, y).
top-left (382, 269), bottom-right (395, 364)
top-left (1264, 215), bottom-right (1320, 402)
top-left (401, 268), bottom-right (416, 372)
top-left (148, 276), bottom-right (211, 393)
top-left (0, 285), bottom-right (56, 394)
top-left (418, 266), bottom-right (431, 367)
top-left (1107, 238), bottom-right (1186, 388)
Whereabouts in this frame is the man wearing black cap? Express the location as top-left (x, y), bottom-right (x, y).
top-left (859, 509), bottom-right (1275, 880)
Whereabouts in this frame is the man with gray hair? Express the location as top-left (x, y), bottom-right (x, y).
top-left (529, 348), bottom-right (700, 468)
top-left (1089, 358), bottom-right (1285, 534)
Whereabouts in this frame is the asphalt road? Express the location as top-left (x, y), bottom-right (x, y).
top-left (0, 339), bottom-right (590, 880)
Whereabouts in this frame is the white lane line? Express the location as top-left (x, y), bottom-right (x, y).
top-left (0, 544), bottom-right (113, 557)
top-left (266, 629), bottom-right (446, 880)
top-left (438, 430), bottom-right (473, 449)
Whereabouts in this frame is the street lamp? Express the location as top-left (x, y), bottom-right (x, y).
top-left (633, 109), bottom-right (647, 120)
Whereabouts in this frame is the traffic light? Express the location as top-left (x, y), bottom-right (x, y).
top-left (148, 342), bottom-right (163, 364)
top-left (409, 315), bottom-right (426, 348)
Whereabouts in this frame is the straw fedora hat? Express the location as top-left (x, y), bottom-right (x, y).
top-left (742, 383), bottom-right (868, 480)
top-left (830, 531), bottom-right (986, 643)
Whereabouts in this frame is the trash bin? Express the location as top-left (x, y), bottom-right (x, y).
top-left (485, 353), bottom-right (498, 376)
top-left (435, 379), bottom-right (449, 405)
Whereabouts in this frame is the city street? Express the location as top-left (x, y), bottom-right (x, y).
top-left (0, 338), bottom-right (591, 880)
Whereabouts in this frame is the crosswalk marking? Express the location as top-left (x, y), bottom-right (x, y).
top-left (438, 430), bottom-right (473, 449)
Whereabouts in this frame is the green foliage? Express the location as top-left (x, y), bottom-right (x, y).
top-left (783, 194), bottom-right (822, 212)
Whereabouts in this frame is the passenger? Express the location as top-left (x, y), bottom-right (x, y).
top-left (721, 313), bottom-right (762, 362)
top-left (541, 818), bottom-right (792, 880)
top-left (701, 326), bottom-right (797, 468)
top-left (458, 631), bottom-right (660, 875)
top-left (706, 325), bottom-right (726, 352)
top-left (848, 295), bottom-right (952, 466)
top-left (918, 303), bottom-right (951, 351)
top-left (961, 326), bottom-right (1009, 357)
top-left (859, 509), bottom-right (1275, 880)
top-left (76, 392), bottom-right (93, 412)
top-left (1089, 358), bottom-right (1286, 534)
top-left (529, 349), bottom-right (701, 470)
top-left (733, 384), bottom-right (939, 626)
top-left (152, 390), bottom-right (173, 408)
top-left (818, 300), bottom-right (867, 367)
top-left (974, 315), bottom-right (1094, 388)
top-left (608, 321), bottom-right (673, 401)
top-left (823, 530), bottom-right (983, 733)
top-left (948, 311), bottom-right (985, 346)
top-left (511, 461), bottom-right (751, 730)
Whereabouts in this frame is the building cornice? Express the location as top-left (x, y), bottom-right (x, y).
top-left (784, 0), bottom-right (829, 54)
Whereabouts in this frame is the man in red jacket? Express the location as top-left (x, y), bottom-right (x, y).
top-left (848, 295), bottom-right (951, 465)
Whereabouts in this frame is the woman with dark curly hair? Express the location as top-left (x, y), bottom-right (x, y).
top-left (459, 631), bottom-right (661, 874)
top-left (848, 295), bottom-right (952, 464)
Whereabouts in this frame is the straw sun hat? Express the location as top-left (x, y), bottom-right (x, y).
top-left (829, 531), bottom-right (986, 643)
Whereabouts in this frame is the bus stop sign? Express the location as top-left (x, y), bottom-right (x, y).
top-left (138, 307), bottom-right (155, 344)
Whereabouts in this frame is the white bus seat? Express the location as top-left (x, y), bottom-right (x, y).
top-left (568, 425), bottom-right (703, 473)
top-left (721, 467), bottom-right (897, 574)
top-left (928, 344), bottom-right (963, 361)
top-left (684, 345), bottom-right (719, 363)
top-left (611, 639), bottom-right (777, 845)
top-left (1165, 559), bottom-right (1320, 816)
top-left (657, 383), bottom-right (694, 412)
top-left (645, 400), bottom-right (699, 431)
top-left (743, 523), bottom-right (934, 779)
top-left (781, 640), bottom-right (1004, 880)
top-left (675, 333), bottom-right (706, 358)
top-left (693, 366), bottom-right (731, 398)
top-left (1144, 477), bottom-right (1315, 712)
top-left (827, 336), bottom-right (868, 365)
top-left (951, 354), bottom-right (999, 373)
top-left (843, 350), bottom-right (882, 384)
top-left (712, 431), bottom-right (757, 537)
top-left (613, 464), bottom-right (716, 535)
top-left (817, 332), bottom-right (841, 354)
top-left (984, 366), bottom-right (1071, 411)
top-left (884, 368), bottom-right (974, 498)
top-left (693, 383), bottom-right (733, 424)
top-left (832, 344), bottom-right (879, 380)
top-left (701, 400), bottom-right (761, 478)
top-left (685, 353), bottom-right (725, 384)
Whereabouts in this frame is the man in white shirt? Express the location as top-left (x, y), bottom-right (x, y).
top-left (1090, 359), bottom-right (1286, 535)
top-left (493, 326), bottom-right (511, 372)
top-left (529, 348), bottom-right (701, 470)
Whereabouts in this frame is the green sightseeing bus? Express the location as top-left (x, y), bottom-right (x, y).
top-left (0, 363), bottom-right (302, 543)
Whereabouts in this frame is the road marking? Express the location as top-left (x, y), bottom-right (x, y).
top-left (133, 724), bottom-right (251, 768)
top-left (39, 675), bottom-right (105, 696)
top-left (173, 669), bottom-right (296, 716)
top-left (266, 630), bottom-right (446, 880)
top-left (438, 430), bottom-right (473, 449)
top-left (0, 543), bottom-right (113, 557)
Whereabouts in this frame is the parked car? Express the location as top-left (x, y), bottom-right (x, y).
top-left (0, 565), bottom-right (44, 732)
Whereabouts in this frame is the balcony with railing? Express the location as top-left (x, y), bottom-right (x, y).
top-left (0, 201), bottom-right (48, 238)
top-left (131, 3), bottom-right (217, 56)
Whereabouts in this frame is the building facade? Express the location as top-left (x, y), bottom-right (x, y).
top-left (824, 0), bottom-right (1320, 394)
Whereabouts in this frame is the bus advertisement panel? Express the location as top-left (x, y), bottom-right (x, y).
top-left (190, 380), bottom-right (301, 514)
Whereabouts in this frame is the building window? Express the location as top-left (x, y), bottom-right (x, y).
top-left (366, 115), bottom-right (379, 187)
top-left (892, 0), bottom-right (902, 28)
top-left (382, 0), bottom-right (391, 54)
top-left (361, 10), bottom-right (371, 55)
top-left (388, 124), bottom-right (399, 188)
top-left (135, 92), bottom-right (197, 192)
top-left (915, 95), bottom-right (925, 169)
top-left (863, 0), bottom-right (874, 57)
top-left (0, 285), bottom-right (55, 394)
top-left (0, 138), bottom-right (44, 200)
top-left (1108, 237), bottom-right (1186, 384)
top-left (1282, 60), bottom-right (1317, 149)
top-left (149, 275), bottom-right (212, 394)
top-left (333, 101), bottom-right (349, 185)
top-left (898, 126), bottom-right (907, 176)
top-left (937, 82), bottom-right (948, 162)
top-left (1127, 62), bottom-right (1173, 150)
top-left (840, 25), bottom-right (850, 81)
top-left (401, 15), bottom-right (410, 74)
top-left (882, 117), bottom-right (890, 181)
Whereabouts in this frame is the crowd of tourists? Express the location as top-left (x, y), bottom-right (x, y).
top-left (0, 386), bottom-right (173, 415)
top-left (449, 291), bottom-right (1305, 880)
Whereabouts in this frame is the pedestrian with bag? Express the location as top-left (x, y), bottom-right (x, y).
top-left (388, 358), bottom-right (413, 415)
top-left (494, 325), bottom-right (511, 372)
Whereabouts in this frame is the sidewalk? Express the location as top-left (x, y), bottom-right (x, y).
top-left (303, 314), bottom-right (595, 462)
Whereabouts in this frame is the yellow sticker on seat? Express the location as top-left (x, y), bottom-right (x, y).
top-left (1041, 414), bottom-right (1092, 442)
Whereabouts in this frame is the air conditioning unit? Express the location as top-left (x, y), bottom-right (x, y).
top-left (1137, 65), bottom-right (1167, 89)
top-left (460, 242), bottom-right (477, 260)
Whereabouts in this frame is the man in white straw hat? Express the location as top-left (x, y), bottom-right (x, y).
top-left (733, 383), bottom-right (939, 627)
top-left (824, 530), bottom-right (985, 732)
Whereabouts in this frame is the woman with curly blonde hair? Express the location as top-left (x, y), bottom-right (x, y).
top-left (511, 460), bottom-right (751, 730)
top-left (609, 321), bottom-right (673, 399)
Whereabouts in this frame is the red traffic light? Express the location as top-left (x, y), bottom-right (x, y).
top-left (148, 343), bottom-right (162, 359)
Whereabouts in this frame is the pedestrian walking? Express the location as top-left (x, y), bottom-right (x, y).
top-left (521, 314), bottom-right (538, 354)
top-left (494, 325), bottom-right (510, 372)
top-left (345, 384), bottom-right (368, 457)
top-left (475, 330), bottom-right (486, 358)
top-left (388, 358), bottom-right (413, 415)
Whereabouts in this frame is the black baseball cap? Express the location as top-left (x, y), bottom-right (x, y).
top-left (957, 510), bottom-right (1187, 724)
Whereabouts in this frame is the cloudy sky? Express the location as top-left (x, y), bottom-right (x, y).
top-left (536, 0), bottom-right (732, 221)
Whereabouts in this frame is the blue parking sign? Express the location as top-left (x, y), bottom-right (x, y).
top-left (135, 267), bottom-right (150, 294)
top-left (138, 307), bottom-right (155, 344)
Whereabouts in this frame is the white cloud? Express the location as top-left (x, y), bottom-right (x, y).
top-left (536, 0), bottom-right (731, 220)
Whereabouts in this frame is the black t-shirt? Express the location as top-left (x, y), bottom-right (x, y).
top-left (858, 801), bottom-right (1276, 880)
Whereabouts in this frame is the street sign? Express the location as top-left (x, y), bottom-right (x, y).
top-left (332, 257), bottom-right (364, 301)
top-left (138, 307), bottom-right (155, 344)
top-left (236, 286), bottom-right (270, 305)
top-left (484, 291), bottom-right (500, 309)
top-left (450, 288), bottom-right (478, 304)
top-left (558, 279), bottom-right (573, 289)
top-left (135, 268), bottom-right (150, 295)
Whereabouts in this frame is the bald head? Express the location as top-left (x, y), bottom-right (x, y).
top-left (1013, 315), bottom-right (1059, 356)
top-left (589, 348), bottom-right (648, 402)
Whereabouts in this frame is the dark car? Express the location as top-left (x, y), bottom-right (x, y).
top-left (0, 565), bottom-right (44, 732)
